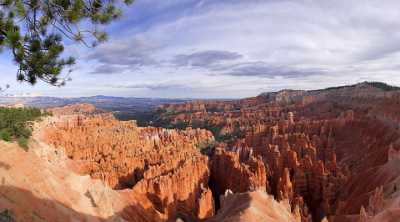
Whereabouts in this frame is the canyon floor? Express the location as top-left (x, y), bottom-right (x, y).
top-left (1, 82), bottom-right (400, 222)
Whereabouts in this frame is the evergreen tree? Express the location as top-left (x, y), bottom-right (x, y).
top-left (0, 107), bottom-right (48, 150)
top-left (0, 0), bottom-right (133, 85)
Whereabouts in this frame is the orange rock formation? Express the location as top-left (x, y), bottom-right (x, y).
top-left (209, 147), bottom-right (267, 200)
top-left (207, 190), bottom-right (299, 222)
top-left (154, 82), bottom-right (400, 222)
top-left (4, 82), bottom-right (400, 222)
top-left (41, 111), bottom-right (215, 221)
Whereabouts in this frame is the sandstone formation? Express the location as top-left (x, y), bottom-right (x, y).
top-left (40, 111), bottom-right (215, 221)
top-left (4, 82), bottom-right (400, 222)
top-left (154, 82), bottom-right (400, 222)
top-left (209, 147), bottom-right (267, 202)
top-left (206, 190), bottom-right (299, 222)
top-left (47, 103), bottom-right (99, 115)
top-left (0, 140), bottom-right (162, 222)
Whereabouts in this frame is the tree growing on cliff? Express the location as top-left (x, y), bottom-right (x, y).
top-left (0, 107), bottom-right (47, 150)
top-left (0, 0), bottom-right (133, 86)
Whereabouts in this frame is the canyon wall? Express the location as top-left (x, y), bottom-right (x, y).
top-left (153, 82), bottom-right (400, 222)
top-left (0, 140), bottom-right (163, 222)
top-left (3, 82), bottom-right (400, 222)
top-left (207, 190), bottom-right (300, 222)
top-left (41, 112), bottom-right (215, 221)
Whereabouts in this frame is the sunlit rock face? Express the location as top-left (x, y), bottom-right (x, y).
top-left (4, 82), bottom-right (400, 222)
top-left (206, 190), bottom-right (300, 222)
top-left (209, 147), bottom-right (268, 205)
top-left (154, 82), bottom-right (400, 222)
top-left (41, 105), bottom-right (215, 221)
top-left (47, 103), bottom-right (99, 115)
top-left (0, 135), bottom-right (163, 222)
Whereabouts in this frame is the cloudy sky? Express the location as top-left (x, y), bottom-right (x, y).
top-left (2, 0), bottom-right (400, 98)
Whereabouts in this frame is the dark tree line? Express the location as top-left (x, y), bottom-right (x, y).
top-left (0, 107), bottom-right (48, 149)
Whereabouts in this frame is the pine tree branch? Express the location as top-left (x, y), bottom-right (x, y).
top-left (0, 29), bottom-right (7, 37)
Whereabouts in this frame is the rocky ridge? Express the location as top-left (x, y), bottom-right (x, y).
top-left (41, 111), bottom-right (215, 221)
top-left (2, 82), bottom-right (400, 222)
top-left (153, 82), bottom-right (400, 222)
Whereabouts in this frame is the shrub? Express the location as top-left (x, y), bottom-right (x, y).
top-left (0, 130), bottom-right (12, 142)
top-left (17, 137), bottom-right (29, 151)
top-left (0, 107), bottom-right (45, 150)
top-left (196, 140), bottom-right (216, 156)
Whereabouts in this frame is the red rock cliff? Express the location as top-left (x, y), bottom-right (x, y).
top-left (42, 112), bottom-right (215, 221)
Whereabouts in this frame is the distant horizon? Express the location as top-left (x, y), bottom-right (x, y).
top-left (1, 80), bottom-right (398, 100)
top-left (2, 1), bottom-right (400, 98)
top-left (0, 93), bottom-right (235, 100)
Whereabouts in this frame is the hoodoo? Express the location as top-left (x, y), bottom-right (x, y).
top-left (1, 0), bottom-right (399, 221)
top-left (2, 82), bottom-right (400, 222)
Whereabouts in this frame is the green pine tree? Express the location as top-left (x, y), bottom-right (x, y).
top-left (0, 0), bottom-right (134, 86)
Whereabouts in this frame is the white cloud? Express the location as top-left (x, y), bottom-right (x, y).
top-left (3, 0), bottom-right (400, 98)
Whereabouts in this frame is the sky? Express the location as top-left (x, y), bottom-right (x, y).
top-left (2, 0), bottom-right (400, 98)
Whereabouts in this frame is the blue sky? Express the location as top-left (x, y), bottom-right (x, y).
top-left (2, 0), bottom-right (400, 98)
